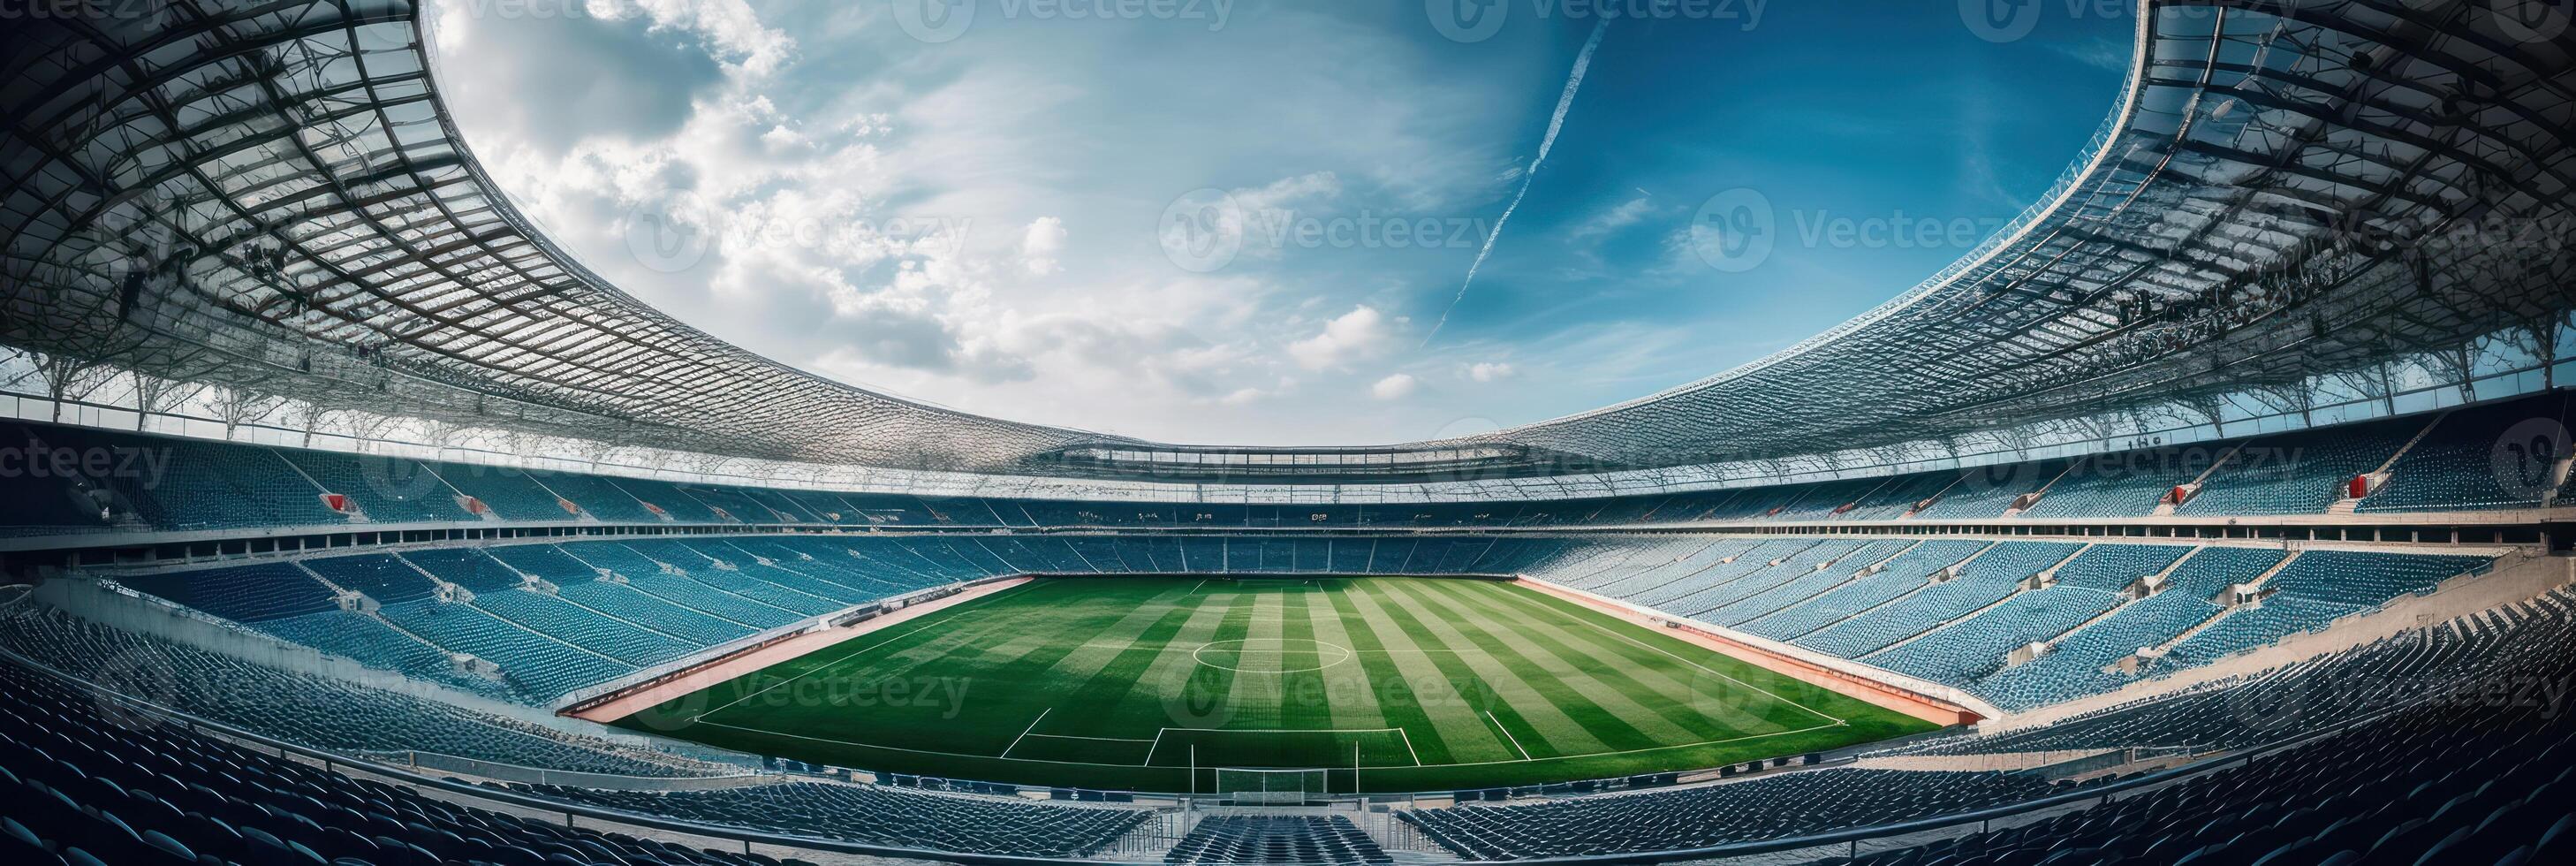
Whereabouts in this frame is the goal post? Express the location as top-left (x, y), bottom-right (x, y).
top-left (1214, 768), bottom-right (1327, 804)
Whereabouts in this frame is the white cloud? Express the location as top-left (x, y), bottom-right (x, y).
top-left (1570, 195), bottom-right (1654, 239)
top-left (1370, 374), bottom-right (1420, 401)
top-left (430, 0), bottom-right (1645, 445)
top-left (615, 0), bottom-right (796, 76)
top-left (1019, 216), bottom-right (1066, 276)
top-left (1462, 361), bottom-right (1517, 382)
top-left (1288, 305), bottom-right (1398, 371)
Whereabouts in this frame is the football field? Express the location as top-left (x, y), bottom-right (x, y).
top-left (614, 576), bottom-right (1936, 793)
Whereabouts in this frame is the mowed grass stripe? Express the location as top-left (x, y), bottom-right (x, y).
top-left (1329, 585), bottom-right (1504, 763)
top-left (1477, 581), bottom-right (1850, 733)
top-left (1458, 581), bottom-right (1800, 737)
top-left (1028, 591), bottom-right (1205, 742)
top-left (1229, 589), bottom-right (1292, 731)
top-left (1473, 582), bottom-right (1823, 735)
top-left (626, 577), bottom-right (1942, 793)
top-left (1346, 581), bottom-right (1612, 760)
top-left (697, 604), bottom-right (1017, 725)
top-left (1317, 584), bottom-right (1473, 765)
top-left (1265, 588), bottom-right (1337, 734)
top-left (1201, 590), bottom-right (1266, 732)
top-left (1296, 584), bottom-right (1390, 733)
top-left (847, 582), bottom-right (1149, 687)
top-left (963, 582), bottom-right (1208, 750)
top-left (1368, 580), bottom-right (1655, 756)
top-left (1102, 592), bottom-right (1246, 756)
top-left (1414, 579), bottom-right (1784, 744)
top-left (1023, 582), bottom-right (1203, 686)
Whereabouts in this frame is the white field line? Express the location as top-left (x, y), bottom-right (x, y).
top-left (1488, 711), bottom-right (1533, 762)
top-left (1022, 733), bottom-right (1159, 743)
top-left (999, 708), bottom-right (1051, 759)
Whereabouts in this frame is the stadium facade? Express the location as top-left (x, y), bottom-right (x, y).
top-left (1, 1), bottom-right (2574, 863)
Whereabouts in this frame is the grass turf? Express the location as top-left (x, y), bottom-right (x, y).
top-left (615, 576), bottom-right (1937, 793)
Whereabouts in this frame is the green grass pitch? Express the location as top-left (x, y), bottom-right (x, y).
top-left (614, 576), bottom-right (1937, 793)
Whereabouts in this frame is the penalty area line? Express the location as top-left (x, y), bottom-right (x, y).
top-left (999, 708), bottom-right (1051, 759)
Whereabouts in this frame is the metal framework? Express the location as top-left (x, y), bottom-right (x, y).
top-left (1487, 0), bottom-right (2576, 467)
top-left (0, 0), bottom-right (1115, 471)
top-left (3, 0), bottom-right (2571, 481)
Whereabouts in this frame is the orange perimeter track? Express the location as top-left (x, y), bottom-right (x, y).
top-left (1517, 578), bottom-right (1986, 727)
top-left (564, 577), bottom-right (1034, 723)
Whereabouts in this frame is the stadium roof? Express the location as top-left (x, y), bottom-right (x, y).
top-left (3, 0), bottom-right (2570, 481)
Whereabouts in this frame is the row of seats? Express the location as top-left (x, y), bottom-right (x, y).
top-left (1405, 584), bottom-right (2576, 859)
top-left (1836, 595), bottom-right (2576, 866)
top-left (1892, 588), bottom-right (2576, 756)
top-left (0, 657), bottom-right (799, 866)
top-left (7, 391), bottom-right (2567, 538)
top-left (0, 607), bottom-right (708, 777)
top-left (117, 536), bottom-right (1591, 703)
top-left (0, 608), bottom-right (1163, 861)
top-left (1163, 815), bottom-right (1390, 865)
top-left (521, 781), bottom-right (1153, 859)
top-left (1532, 539), bottom-right (2497, 712)
top-left (1401, 768), bottom-right (2070, 857)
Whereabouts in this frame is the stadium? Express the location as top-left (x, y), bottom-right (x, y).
top-left (1, 0), bottom-right (2573, 864)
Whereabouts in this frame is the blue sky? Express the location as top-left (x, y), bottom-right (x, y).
top-left (428, 0), bottom-right (2132, 445)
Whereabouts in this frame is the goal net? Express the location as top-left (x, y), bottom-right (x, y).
top-left (1214, 768), bottom-right (1327, 804)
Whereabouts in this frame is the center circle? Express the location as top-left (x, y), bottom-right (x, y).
top-left (1191, 638), bottom-right (1354, 674)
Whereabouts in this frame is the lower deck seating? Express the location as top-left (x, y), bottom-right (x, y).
top-left (0, 608), bottom-right (703, 777)
top-left (1408, 586), bottom-right (2576, 860)
top-left (377, 601), bottom-right (636, 699)
top-left (529, 781), bottom-right (1153, 859)
top-left (1840, 593), bottom-right (2576, 866)
top-left (0, 660), bottom-right (795, 866)
top-left (1402, 769), bottom-right (2065, 858)
top-left (1164, 815), bottom-right (1390, 865)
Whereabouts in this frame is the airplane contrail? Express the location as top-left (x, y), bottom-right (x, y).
top-left (1421, 19), bottom-right (1612, 347)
